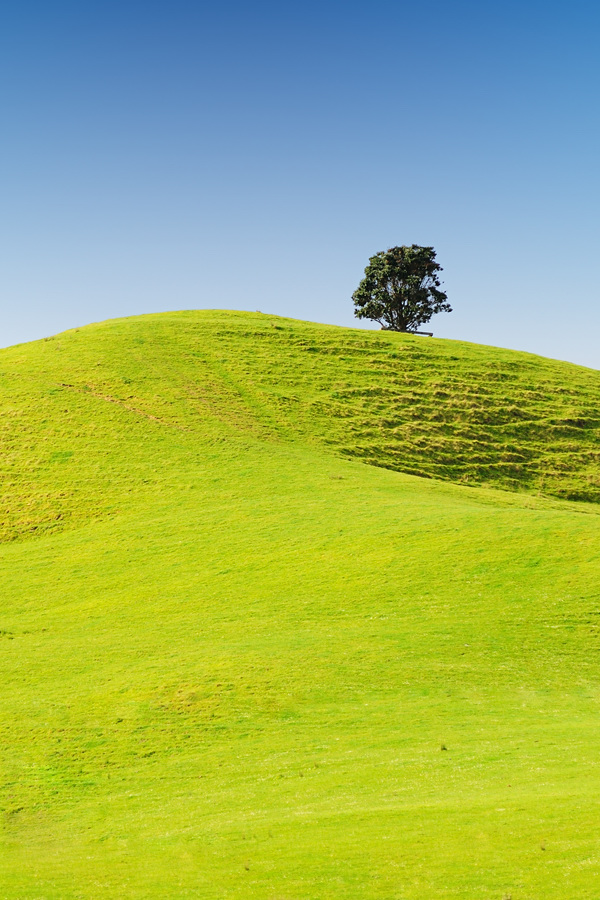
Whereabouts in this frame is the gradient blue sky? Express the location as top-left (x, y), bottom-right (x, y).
top-left (2, 1), bottom-right (599, 367)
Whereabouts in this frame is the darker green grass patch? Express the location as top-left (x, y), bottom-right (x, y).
top-left (49, 450), bottom-right (74, 463)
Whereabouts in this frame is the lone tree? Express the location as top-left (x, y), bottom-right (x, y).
top-left (352, 245), bottom-right (451, 332)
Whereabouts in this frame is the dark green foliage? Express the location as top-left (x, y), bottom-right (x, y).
top-left (353, 245), bottom-right (452, 332)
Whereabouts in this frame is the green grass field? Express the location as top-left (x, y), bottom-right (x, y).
top-left (1, 310), bottom-right (600, 898)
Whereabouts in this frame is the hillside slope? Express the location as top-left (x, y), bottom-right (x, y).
top-left (1, 309), bottom-right (599, 544)
top-left (1, 311), bottom-right (600, 899)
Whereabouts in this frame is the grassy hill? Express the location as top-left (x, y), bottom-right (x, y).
top-left (1, 310), bottom-right (600, 898)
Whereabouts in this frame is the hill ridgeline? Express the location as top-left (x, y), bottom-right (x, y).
top-left (1, 309), bottom-right (598, 543)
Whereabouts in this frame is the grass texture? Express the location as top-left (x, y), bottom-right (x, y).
top-left (1, 310), bottom-right (600, 898)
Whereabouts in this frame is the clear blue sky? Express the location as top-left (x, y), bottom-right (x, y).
top-left (2, 0), bottom-right (599, 368)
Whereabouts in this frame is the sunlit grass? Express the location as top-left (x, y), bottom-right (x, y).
top-left (1, 311), bottom-right (599, 897)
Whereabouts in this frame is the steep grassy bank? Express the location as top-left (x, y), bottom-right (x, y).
top-left (1, 311), bottom-right (599, 898)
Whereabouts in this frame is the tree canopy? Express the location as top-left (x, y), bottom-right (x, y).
top-left (352, 245), bottom-right (451, 333)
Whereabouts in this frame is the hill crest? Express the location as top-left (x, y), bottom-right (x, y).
top-left (1, 309), bottom-right (599, 543)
